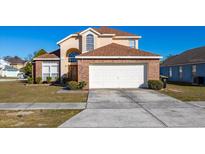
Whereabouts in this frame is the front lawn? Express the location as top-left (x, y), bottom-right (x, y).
top-left (0, 81), bottom-right (88, 103)
top-left (160, 83), bottom-right (205, 101)
top-left (0, 109), bottom-right (81, 128)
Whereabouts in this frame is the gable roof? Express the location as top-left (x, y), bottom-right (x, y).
top-left (4, 56), bottom-right (25, 64)
top-left (57, 27), bottom-right (141, 44)
top-left (77, 43), bottom-right (160, 58)
top-left (34, 49), bottom-right (60, 59)
top-left (92, 26), bottom-right (138, 36)
top-left (161, 46), bottom-right (205, 66)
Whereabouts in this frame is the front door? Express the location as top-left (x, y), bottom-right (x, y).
top-left (68, 65), bottom-right (78, 81)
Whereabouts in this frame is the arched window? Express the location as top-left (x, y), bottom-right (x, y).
top-left (86, 34), bottom-right (94, 51)
top-left (68, 52), bottom-right (79, 62)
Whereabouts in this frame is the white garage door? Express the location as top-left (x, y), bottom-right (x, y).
top-left (89, 64), bottom-right (147, 89)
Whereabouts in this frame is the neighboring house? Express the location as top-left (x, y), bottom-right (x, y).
top-left (160, 46), bottom-right (205, 85)
top-left (0, 65), bottom-right (20, 77)
top-left (4, 56), bottom-right (26, 69)
top-left (0, 58), bottom-right (10, 69)
top-left (33, 27), bottom-right (162, 89)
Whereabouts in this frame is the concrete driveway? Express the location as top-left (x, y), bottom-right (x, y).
top-left (59, 89), bottom-right (205, 127)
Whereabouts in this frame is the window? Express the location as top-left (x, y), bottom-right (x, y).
top-left (169, 67), bottom-right (172, 77)
top-left (42, 61), bottom-right (59, 81)
top-left (86, 34), bottom-right (94, 51)
top-left (129, 40), bottom-right (136, 48)
top-left (68, 52), bottom-right (79, 63)
top-left (192, 65), bottom-right (196, 76)
top-left (179, 66), bottom-right (183, 79)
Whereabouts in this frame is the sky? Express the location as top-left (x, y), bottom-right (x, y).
top-left (0, 26), bottom-right (205, 60)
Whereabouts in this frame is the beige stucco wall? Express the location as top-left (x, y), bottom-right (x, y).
top-left (11, 63), bottom-right (25, 70)
top-left (59, 36), bottom-right (80, 77)
top-left (58, 29), bottom-right (140, 78)
top-left (81, 31), bottom-right (113, 53)
top-left (112, 39), bottom-right (139, 49)
top-left (81, 31), bottom-right (97, 53)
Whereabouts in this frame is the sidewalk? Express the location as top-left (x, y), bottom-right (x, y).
top-left (0, 103), bottom-right (86, 110)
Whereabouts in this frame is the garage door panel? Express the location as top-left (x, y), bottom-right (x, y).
top-left (89, 64), bottom-right (147, 89)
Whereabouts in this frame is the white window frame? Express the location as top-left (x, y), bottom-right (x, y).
top-left (169, 67), bottom-right (172, 78)
top-left (86, 34), bottom-right (94, 51)
top-left (129, 40), bottom-right (136, 48)
top-left (179, 66), bottom-right (183, 79)
top-left (192, 65), bottom-right (197, 75)
top-left (42, 61), bottom-right (59, 81)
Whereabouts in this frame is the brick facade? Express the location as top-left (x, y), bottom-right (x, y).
top-left (77, 59), bottom-right (160, 89)
top-left (33, 61), bottom-right (42, 81)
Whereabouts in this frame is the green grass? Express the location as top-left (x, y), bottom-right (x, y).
top-left (0, 109), bottom-right (82, 128)
top-left (160, 83), bottom-right (205, 101)
top-left (0, 81), bottom-right (88, 103)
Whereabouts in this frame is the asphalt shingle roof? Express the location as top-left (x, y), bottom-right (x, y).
top-left (92, 26), bottom-right (138, 36)
top-left (36, 49), bottom-right (60, 58)
top-left (161, 46), bottom-right (205, 66)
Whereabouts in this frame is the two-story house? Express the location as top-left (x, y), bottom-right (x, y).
top-left (33, 27), bottom-right (161, 89)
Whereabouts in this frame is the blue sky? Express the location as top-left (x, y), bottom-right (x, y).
top-left (0, 26), bottom-right (205, 59)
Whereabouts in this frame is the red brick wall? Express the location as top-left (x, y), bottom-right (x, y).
top-left (33, 61), bottom-right (42, 81)
top-left (77, 59), bottom-right (160, 89)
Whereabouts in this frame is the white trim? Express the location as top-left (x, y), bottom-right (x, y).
top-left (113, 36), bottom-right (142, 39)
top-left (76, 56), bottom-right (162, 59)
top-left (57, 34), bottom-right (78, 44)
top-left (101, 34), bottom-right (116, 36)
top-left (33, 58), bottom-right (60, 60)
top-left (79, 28), bottom-right (101, 35)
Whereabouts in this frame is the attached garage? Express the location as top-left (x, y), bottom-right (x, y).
top-left (89, 64), bottom-right (147, 88)
top-left (76, 43), bottom-right (161, 89)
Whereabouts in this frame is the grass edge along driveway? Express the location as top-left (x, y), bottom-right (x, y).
top-left (160, 83), bottom-right (205, 101)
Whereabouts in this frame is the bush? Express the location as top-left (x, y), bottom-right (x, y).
top-left (148, 80), bottom-right (163, 90)
top-left (27, 77), bottom-right (33, 84)
top-left (36, 77), bottom-right (42, 84)
top-left (67, 81), bottom-right (79, 90)
top-left (46, 77), bottom-right (52, 83)
top-left (67, 81), bottom-right (87, 90)
top-left (62, 77), bottom-right (69, 84)
top-left (78, 81), bottom-right (87, 89)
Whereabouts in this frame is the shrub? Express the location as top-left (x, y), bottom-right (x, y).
top-left (78, 81), bottom-right (87, 89)
top-left (67, 81), bottom-right (87, 90)
top-left (62, 77), bottom-right (69, 84)
top-left (67, 81), bottom-right (79, 90)
top-left (36, 77), bottom-right (42, 84)
top-left (54, 77), bottom-right (60, 84)
top-left (46, 77), bottom-right (52, 83)
top-left (27, 77), bottom-right (33, 84)
top-left (148, 80), bottom-right (163, 90)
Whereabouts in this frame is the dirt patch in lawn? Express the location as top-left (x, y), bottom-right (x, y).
top-left (0, 109), bottom-right (82, 128)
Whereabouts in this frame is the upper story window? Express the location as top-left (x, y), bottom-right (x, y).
top-left (179, 66), bottom-right (183, 79)
top-left (86, 34), bottom-right (94, 51)
top-left (169, 67), bottom-right (172, 78)
top-left (129, 40), bottom-right (136, 48)
top-left (68, 52), bottom-right (79, 63)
